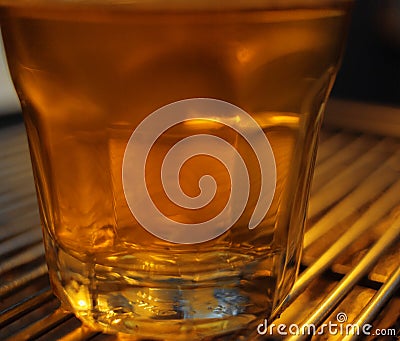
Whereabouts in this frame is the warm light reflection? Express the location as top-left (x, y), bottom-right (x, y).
top-left (236, 47), bottom-right (253, 64)
top-left (143, 261), bottom-right (155, 269)
top-left (183, 116), bottom-right (241, 128)
top-left (78, 299), bottom-right (87, 308)
top-left (253, 112), bottom-right (300, 129)
top-left (270, 115), bottom-right (299, 125)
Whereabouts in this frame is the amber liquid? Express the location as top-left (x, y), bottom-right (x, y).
top-left (1, 2), bottom-right (350, 339)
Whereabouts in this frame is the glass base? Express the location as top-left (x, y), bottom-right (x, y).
top-left (43, 229), bottom-right (280, 340)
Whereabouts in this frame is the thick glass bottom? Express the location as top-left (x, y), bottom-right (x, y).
top-left (43, 229), bottom-right (281, 340)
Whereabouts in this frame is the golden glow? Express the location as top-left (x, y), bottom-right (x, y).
top-left (236, 47), bottom-right (253, 64)
top-left (270, 115), bottom-right (299, 125)
top-left (253, 112), bottom-right (300, 129)
top-left (183, 116), bottom-right (241, 129)
top-left (143, 261), bottom-right (155, 269)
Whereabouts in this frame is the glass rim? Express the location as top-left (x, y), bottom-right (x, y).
top-left (0, 0), bottom-right (353, 11)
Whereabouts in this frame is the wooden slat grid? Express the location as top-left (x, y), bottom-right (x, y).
top-left (0, 104), bottom-right (399, 340)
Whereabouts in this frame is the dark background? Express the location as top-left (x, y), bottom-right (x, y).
top-left (332, 0), bottom-right (400, 105)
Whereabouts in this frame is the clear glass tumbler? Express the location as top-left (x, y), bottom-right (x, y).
top-left (0, 0), bottom-right (352, 339)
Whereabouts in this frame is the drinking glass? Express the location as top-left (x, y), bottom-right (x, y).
top-left (0, 0), bottom-right (352, 339)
